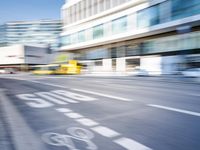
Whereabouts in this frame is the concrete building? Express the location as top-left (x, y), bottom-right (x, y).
top-left (0, 45), bottom-right (53, 70)
top-left (0, 20), bottom-right (62, 50)
top-left (60, 0), bottom-right (200, 75)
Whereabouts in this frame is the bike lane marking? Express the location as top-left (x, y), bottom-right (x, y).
top-left (76, 118), bottom-right (99, 127)
top-left (91, 126), bottom-right (120, 138)
top-left (12, 78), bottom-right (132, 102)
top-left (55, 108), bottom-right (72, 113)
top-left (55, 107), bottom-right (152, 150)
top-left (64, 113), bottom-right (84, 119)
top-left (16, 90), bottom-right (97, 108)
top-left (42, 127), bottom-right (98, 150)
top-left (114, 137), bottom-right (151, 150)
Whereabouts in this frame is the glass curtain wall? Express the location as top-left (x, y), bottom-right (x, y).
top-left (171, 0), bottom-right (200, 20)
top-left (137, 5), bottom-right (159, 29)
top-left (93, 24), bottom-right (104, 39)
top-left (112, 16), bottom-right (127, 34)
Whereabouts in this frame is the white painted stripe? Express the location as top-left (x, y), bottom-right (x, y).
top-left (76, 118), bottom-right (99, 127)
top-left (187, 93), bottom-right (200, 97)
top-left (30, 81), bottom-right (67, 89)
top-left (8, 78), bottom-right (131, 102)
top-left (91, 126), bottom-right (120, 138)
top-left (65, 113), bottom-right (83, 119)
top-left (148, 104), bottom-right (200, 117)
top-left (56, 108), bottom-right (72, 113)
top-left (114, 137), bottom-right (152, 150)
top-left (72, 88), bottom-right (132, 102)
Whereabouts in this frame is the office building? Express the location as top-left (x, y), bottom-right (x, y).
top-left (0, 44), bottom-right (53, 70)
top-left (0, 20), bottom-right (62, 50)
top-left (60, 0), bottom-right (200, 75)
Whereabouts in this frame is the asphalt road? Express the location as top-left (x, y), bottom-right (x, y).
top-left (0, 74), bottom-right (200, 150)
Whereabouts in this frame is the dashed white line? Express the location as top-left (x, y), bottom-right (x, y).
top-left (56, 107), bottom-right (153, 150)
top-left (148, 104), bottom-right (200, 117)
top-left (91, 126), bottom-right (120, 138)
top-left (76, 118), bottom-right (99, 127)
top-left (114, 137), bottom-right (152, 150)
top-left (56, 108), bottom-right (72, 113)
top-left (72, 88), bottom-right (132, 102)
top-left (64, 113), bottom-right (84, 119)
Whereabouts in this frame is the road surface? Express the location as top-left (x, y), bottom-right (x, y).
top-left (0, 74), bottom-right (200, 150)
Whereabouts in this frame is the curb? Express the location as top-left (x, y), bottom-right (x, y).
top-left (0, 89), bottom-right (46, 150)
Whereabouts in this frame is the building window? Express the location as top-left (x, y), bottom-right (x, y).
top-left (71, 33), bottom-right (78, 44)
top-left (93, 0), bottom-right (98, 15)
top-left (99, 0), bottom-right (104, 12)
top-left (137, 5), bottom-right (159, 29)
top-left (105, 0), bottom-right (111, 10)
top-left (83, 0), bottom-right (87, 19)
top-left (61, 35), bottom-right (71, 46)
top-left (93, 24), bottom-right (104, 39)
top-left (88, 0), bottom-right (93, 17)
top-left (171, 0), bottom-right (200, 20)
top-left (112, 16), bottom-right (127, 34)
top-left (95, 60), bottom-right (103, 66)
top-left (112, 0), bottom-right (119, 7)
top-left (78, 30), bottom-right (85, 43)
top-left (86, 49), bottom-right (108, 59)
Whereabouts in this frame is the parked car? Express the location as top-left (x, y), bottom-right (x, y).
top-left (129, 68), bottom-right (149, 76)
top-left (0, 69), bottom-right (6, 74)
top-left (0, 68), bottom-right (16, 74)
top-left (182, 68), bottom-right (200, 78)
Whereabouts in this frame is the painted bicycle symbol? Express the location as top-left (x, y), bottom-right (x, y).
top-left (42, 127), bottom-right (97, 150)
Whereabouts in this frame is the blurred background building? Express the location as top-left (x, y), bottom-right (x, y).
top-left (0, 20), bottom-right (62, 70)
top-left (0, 20), bottom-right (62, 50)
top-left (60, 0), bottom-right (200, 75)
top-left (0, 45), bottom-right (53, 71)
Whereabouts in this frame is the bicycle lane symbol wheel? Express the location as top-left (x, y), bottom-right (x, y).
top-left (41, 127), bottom-right (98, 150)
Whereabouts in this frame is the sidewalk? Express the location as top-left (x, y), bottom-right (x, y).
top-left (79, 72), bottom-right (200, 84)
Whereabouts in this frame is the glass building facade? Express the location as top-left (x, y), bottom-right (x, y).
top-left (62, 0), bottom-right (131, 26)
top-left (0, 20), bottom-right (62, 50)
top-left (61, 0), bottom-right (200, 47)
top-left (61, 0), bottom-right (200, 74)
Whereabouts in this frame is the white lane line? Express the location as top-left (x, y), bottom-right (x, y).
top-left (64, 113), bottom-right (84, 119)
top-left (148, 104), bottom-right (200, 117)
top-left (91, 126), bottom-right (120, 138)
top-left (56, 107), bottom-right (152, 150)
top-left (187, 93), bottom-right (200, 97)
top-left (72, 88), bottom-right (132, 102)
top-left (8, 78), bottom-right (132, 102)
top-left (76, 118), bottom-right (99, 127)
top-left (114, 137), bottom-right (152, 150)
top-left (56, 108), bottom-right (72, 113)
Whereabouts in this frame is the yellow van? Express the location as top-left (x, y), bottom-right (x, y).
top-left (32, 60), bottom-right (81, 75)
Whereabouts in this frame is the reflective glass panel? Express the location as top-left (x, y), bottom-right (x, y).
top-left (137, 5), bottom-right (159, 29)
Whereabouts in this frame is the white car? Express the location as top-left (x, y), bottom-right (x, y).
top-left (182, 68), bottom-right (200, 78)
top-left (129, 68), bottom-right (149, 76)
top-left (0, 68), bottom-right (16, 74)
top-left (0, 69), bottom-right (6, 74)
